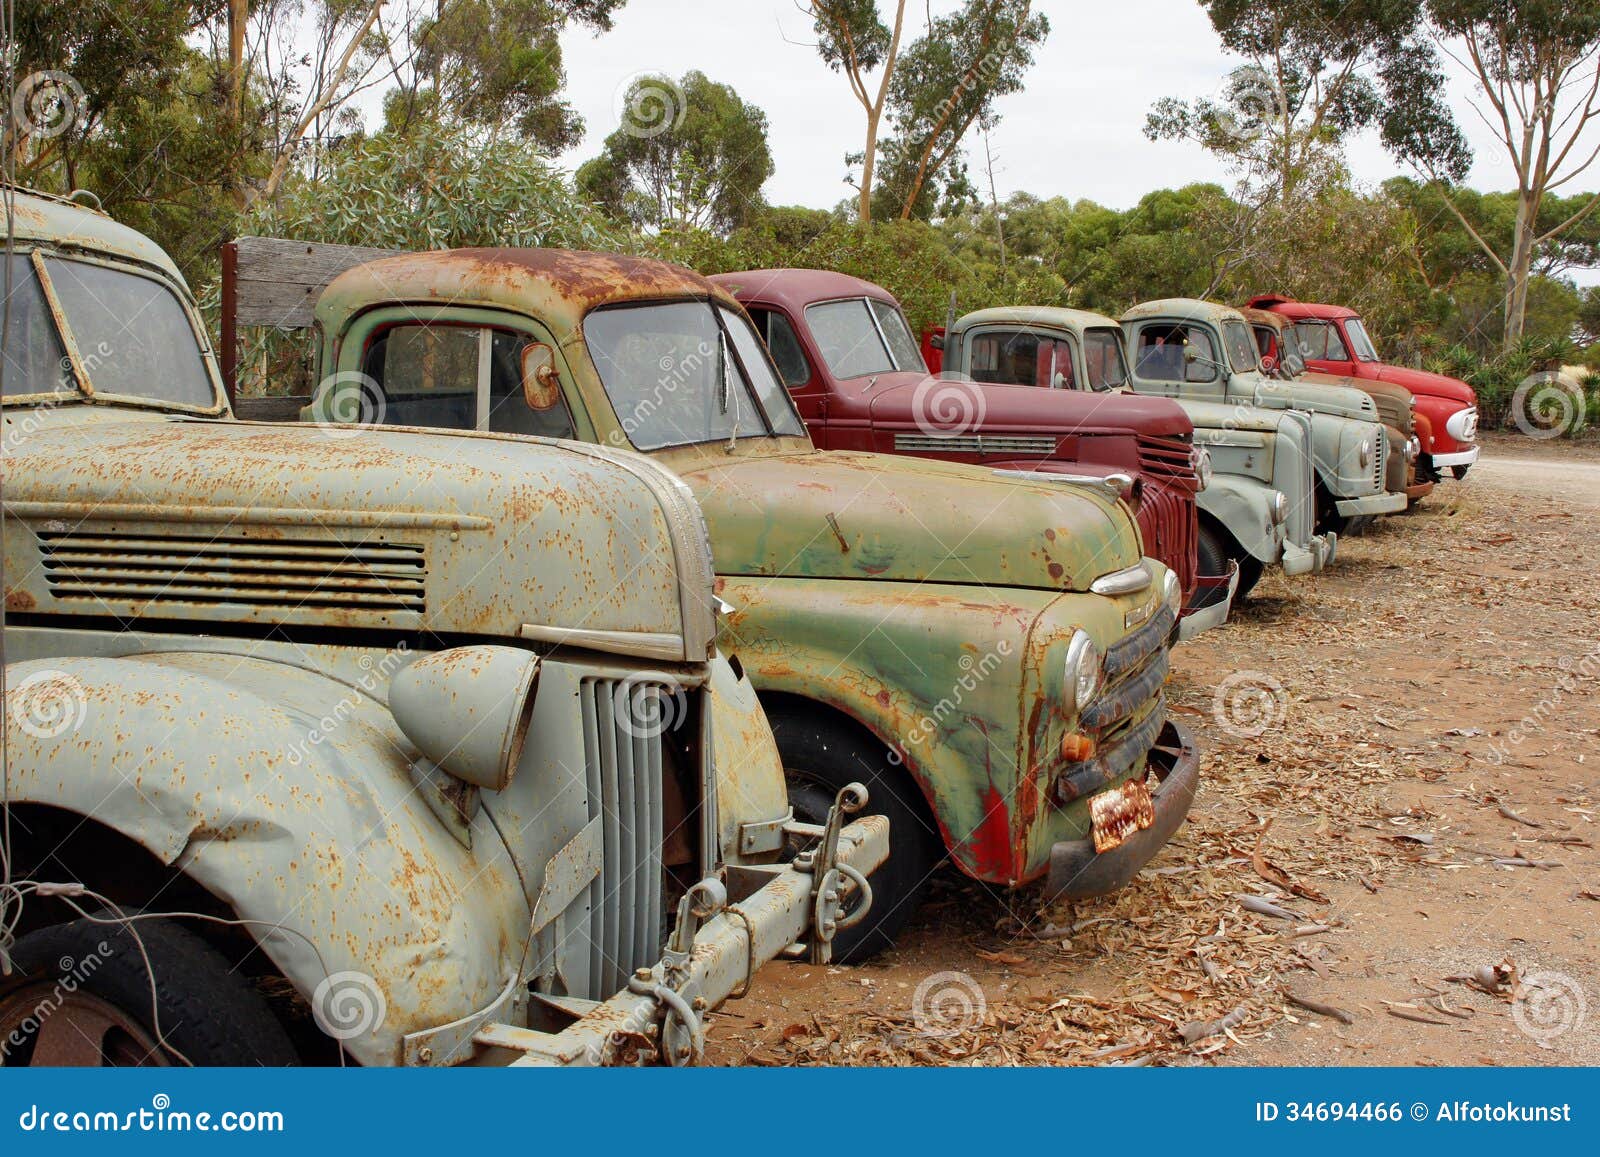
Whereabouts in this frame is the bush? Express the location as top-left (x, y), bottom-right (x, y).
top-left (1427, 337), bottom-right (1587, 436)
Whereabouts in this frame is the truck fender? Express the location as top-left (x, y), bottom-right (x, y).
top-left (1, 653), bottom-right (526, 1066)
top-left (1196, 474), bottom-right (1280, 563)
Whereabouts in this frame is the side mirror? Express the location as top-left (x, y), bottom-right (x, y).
top-left (1052, 371), bottom-right (1070, 390)
top-left (521, 343), bottom-right (562, 411)
top-left (928, 332), bottom-right (945, 351)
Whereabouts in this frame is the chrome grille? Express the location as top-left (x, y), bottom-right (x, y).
top-left (1372, 430), bottom-right (1387, 491)
top-left (34, 529), bottom-right (425, 613)
top-left (579, 677), bottom-right (666, 996)
top-left (893, 432), bottom-right (1057, 455)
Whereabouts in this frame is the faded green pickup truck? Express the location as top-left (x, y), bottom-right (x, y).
top-left (225, 239), bottom-right (1201, 960)
top-left (0, 187), bottom-right (888, 1067)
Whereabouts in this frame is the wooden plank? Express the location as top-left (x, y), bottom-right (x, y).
top-left (231, 236), bottom-right (402, 329)
top-left (233, 395), bottom-right (312, 423)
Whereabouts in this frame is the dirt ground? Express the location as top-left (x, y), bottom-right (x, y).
top-left (706, 431), bottom-right (1600, 1067)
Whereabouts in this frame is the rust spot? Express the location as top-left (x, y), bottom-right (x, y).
top-left (5, 588), bottom-right (36, 612)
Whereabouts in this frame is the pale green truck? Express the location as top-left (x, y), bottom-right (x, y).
top-left (941, 305), bottom-right (1332, 598)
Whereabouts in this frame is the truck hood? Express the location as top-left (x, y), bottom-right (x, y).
top-left (1236, 374), bottom-right (1377, 421)
top-left (1166, 397), bottom-right (1292, 435)
top-left (1366, 363), bottom-right (1477, 406)
top-left (866, 375), bottom-right (1192, 438)
top-left (671, 447), bottom-right (1143, 593)
top-left (1, 409), bottom-right (717, 659)
top-left (1300, 371), bottom-right (1413, 434)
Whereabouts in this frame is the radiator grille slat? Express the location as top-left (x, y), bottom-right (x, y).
top-left (580, 678), bottom-right (665, 997)
top-left (34, 529), bottom-right (425, 613)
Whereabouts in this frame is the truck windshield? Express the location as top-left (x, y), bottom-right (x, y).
top-left (804, 297), bottom-right (925, 380)
top-left (1345, 317), bottom-right (1380, 362)
top-left (1084, 328), bottom-right (1129, 391)
top-left (0, 254), bottom-right (217, 408)
top-left (584, 300), bottom-right (806, 451)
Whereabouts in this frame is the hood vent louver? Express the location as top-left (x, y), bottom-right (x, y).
top-left (35, 529), bottom-right (427, 614)
top-left (894, 432), bottom-right (1057, 455)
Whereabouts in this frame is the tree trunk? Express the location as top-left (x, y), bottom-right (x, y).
top-left (228, 0), bottom-right (247, 119)
top-left (859, 107), bottom-right (881, 225)
top-left (1503, 190), bottom-right (1538, 348)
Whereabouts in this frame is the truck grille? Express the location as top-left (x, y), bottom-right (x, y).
top-left (33, 529), bottom-right (426, 613)
top-left (1134, 479), bottom-right (1197, 596)
top-left (1135, 434), bottom-right (1199, 492)
top-left (1054, 605), bottom-right (1173, 804)
top-left (1371, 430), bottom-right (1388, 491)
top-left (579, 676), bottom-right (667, 996)
top-left (894, 432), bottom-right (1058, 455)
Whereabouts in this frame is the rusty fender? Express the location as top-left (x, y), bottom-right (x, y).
top-left (1, 652), bottom-right (528, 1068)
top-left (484, 813), bottom-right (890, 1066)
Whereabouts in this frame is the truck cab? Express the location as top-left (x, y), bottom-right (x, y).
top-left (937, 305), bottom-right (1330, 600)
top-left (1121, 299), bottom-right (1407, 537)
top-left (709, 269), bottom-right (1234, 640)
top-left (228, 241), bottom-right (1201, 962)
top-left (1246, 294), bottom-right (1480, 482)
top-left (0, 187), bottom-right (888, 1068)
top-left (1240, 305), bottom-right (1433, 506)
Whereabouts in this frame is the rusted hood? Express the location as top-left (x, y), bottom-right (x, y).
top-left (2, 410), bottom-right (714, 657)
top-left (671, 447), bottom-right (1143, 593)
top-left (866, 377), bottom-right (1192, 439)
top-left (1302, 371), bottom-right (1414, 434)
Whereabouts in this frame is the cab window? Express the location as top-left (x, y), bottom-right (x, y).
top-left (1222, 320), bottom-right (1260, 372)
top-left (968, 329), bottom-right (1074, 388)
top-left (1083, 328), bottom-right (1129, 391)
top-left (1134, 323), bottom-right (1217, 383)
top-left (1290, 321), bottom-right (1348, 361)
top-left (747, 307), bottom-right (811, 389)
top-left (360, 324), bottom-right (576, 438)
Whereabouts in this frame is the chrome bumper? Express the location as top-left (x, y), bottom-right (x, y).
top-left (1178, 564), bottom-right (1238, 642)
top-left (1335, 490), bottom-right (1408, 517)
top-left (1281, 530), bottom-right (1335, 576)
top-left (1431, 445), bottom-right (1480, 469)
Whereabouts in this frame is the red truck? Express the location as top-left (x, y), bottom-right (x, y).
top-left (1246, 296), bottom-right (1480, 482)
top-left (711, 269), bottom-right (1235, 638)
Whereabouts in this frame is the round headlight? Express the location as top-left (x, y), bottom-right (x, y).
top-left (1190, 444), bottom-right (1213, 491)
top-left (1270, 489), bottom-right (1289, 525)
top-left (1064, 629), bottom-right (1103, 710)
top-left (1358, 435), bottom-right (1373, 469)
top-left (1405, 435), bottom-right (1420, 461)
top-left (1161, 566), bottom-right (1182, 619)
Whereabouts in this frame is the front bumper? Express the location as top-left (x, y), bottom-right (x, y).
top-left (1431, 445), bottom-right (1480, 469)
top-left (400, 812), bottom-right (890, 1067)
top-left (1281, 530), bottom-right (1336, 576)
top-left (1043, 721), bottom-right (1199, 900)
top-left (1335, 490), bottom-right (1407, 517)
top-left (1178, 563), bottom-right (1238, 642)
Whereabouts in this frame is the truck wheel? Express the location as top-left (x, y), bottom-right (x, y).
top-left (1194, 524), bottom-right (1230, 604)
top-left (1314, 487), bottom-right (1349, 538)
top-left (0, 917), bottom-right (297, 1067)
top-left (1451, 464), bottom-right (1470, 480)
top-left (768, 710), bottom-right (945, 963)
top-left (1233, 554), bottom-right (1264, 600)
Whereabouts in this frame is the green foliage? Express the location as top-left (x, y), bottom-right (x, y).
top-left (248, 120), bottom-right (620, 252)
top-left (577, 71), bottom-right (774, 233)
top-left (1425, 336), bottom-right (1579, 430)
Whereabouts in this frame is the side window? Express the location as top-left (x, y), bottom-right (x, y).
top-left (1291, 321), bottom-right (1347, 361)
top-left (361, 324), bottom-right (575, 438)
top-left (1324, 324), bottom-right (1349, 361)
top-left (969, 329), bottom-right (1042, 386)
top-left (363, 325), bottom-right (479, 428)
top-left (486, 330), bottom-right (576, 439)
top-left (749, 308), bottom-right (811, 389)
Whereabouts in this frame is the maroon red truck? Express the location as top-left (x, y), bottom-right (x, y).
top-left (711, 269), bottom-right (1235, 639)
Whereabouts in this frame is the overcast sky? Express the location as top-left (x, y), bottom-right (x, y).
top-left (548, 0), bottom-right (1600, 285)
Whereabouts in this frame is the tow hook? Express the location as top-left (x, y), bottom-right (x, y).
top-left (792, 782), bottom-right (874, 964)
top-left (633, 877), bottom-right (726, 1066)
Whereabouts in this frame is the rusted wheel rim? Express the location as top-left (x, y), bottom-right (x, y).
top-left (0, 985), bottom-right (169, 1066)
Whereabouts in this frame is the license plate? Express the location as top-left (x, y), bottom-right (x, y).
top-left (1089, 776), bottom-right (1155, 853)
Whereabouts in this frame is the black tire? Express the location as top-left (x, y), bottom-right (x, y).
top-left (1233, 554), bottom-right (1264, 600)
top-left (767, 708), bottom-right (944, 963)
top-left (1192, 522), bottom-right (1232, 609)
top-left (1451, 464), bottom-right (1470, 481)
top-left (0, 917), bottom-right (297, 1067)
top-left (1314, 486), bottom-right (1350, 538)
